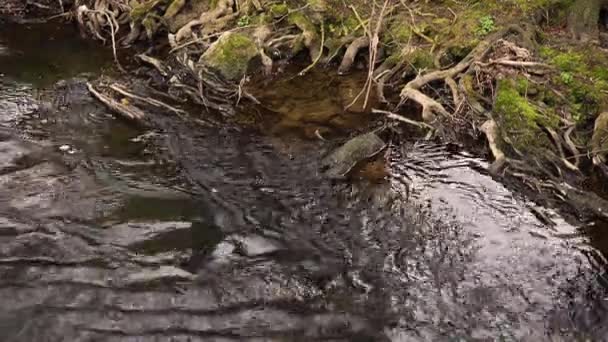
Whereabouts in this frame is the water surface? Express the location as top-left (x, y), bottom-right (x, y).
top-left (1, 23), bottom-right (607, 341)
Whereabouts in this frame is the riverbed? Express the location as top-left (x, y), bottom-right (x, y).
top-left (1, 22), bottom-right (607, 341)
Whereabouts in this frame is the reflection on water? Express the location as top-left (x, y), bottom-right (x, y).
top-left (0, 22), bottom-right (113, 86)
top-left (0, 22), bottom-right (608, 342)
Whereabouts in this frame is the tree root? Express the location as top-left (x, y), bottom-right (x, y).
top-left (76, 1), bottom-right (127, 71)
top-left (338, 36), bottom-right (370, 75)
top-left (172, 0), bottom-right (234, 44)
top-left (136, 54), bottom-right (169, 77)
top-left (398, 25), bottom-right (535, 122)
top-left (481, 119), bottom-right (507, 175)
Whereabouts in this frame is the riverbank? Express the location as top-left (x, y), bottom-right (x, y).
top-left (5, 0), bottom-right (608, 221)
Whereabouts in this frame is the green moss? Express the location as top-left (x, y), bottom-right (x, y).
top-left (410, 49), bottom-right (434, 70)
top-left (269, 3), bottom-right (289, 17)
top-left (389, 21), bottom-right (413, 44)
top-left (130, 0), bottom-right (163, 21)
top-left (142, 14), bottom-right (161, 38)
top-left (163, 0), bottom-right (185, 19)
top-left (495, 79), bottom-right (558, 150)
top-left (514, 76), bottom-right (530, 94)
top-left (200, 32), bottom-right (259, 80)
top-left (308, 0), bottom-right (329, 12)
top-left (541, 46), bottom-right (608, 122)
top-left (288, 12), bottom-right (317, 33)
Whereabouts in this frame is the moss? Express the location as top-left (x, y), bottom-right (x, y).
top-left (163, 0), bottom-right (185, 19)
top-left (269, 3), bottom-right (288, 17)
top-left (541, 45), bottom-right (608, 122)
top-left (388, 20), bottom-right (413, 44)
top-left (142, 14), bottom-right (161, 38)
top-left (514, 76), bottom-right (530, 94)
top-left (308, 0), bottom-right (329, 12)
top-left (288, 12), bottom-right (317, 33)
top-left (410, 49), bottom-right (434, 70)
top-left (495, 79), bottom-right (558, 150)
top-left (130, 0), bottom-right (163, 21)
top-left (200, 32), bottom-right (259, 80)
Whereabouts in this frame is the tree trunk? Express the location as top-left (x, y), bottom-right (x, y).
top-left (568, 0), bottom-right (607, 42)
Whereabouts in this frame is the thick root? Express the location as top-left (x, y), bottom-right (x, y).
top-left (338, 36), bottom-right (369, 75)
top-left (173, 0), bottom-right (234, 43)
top-left (481, 119), bottom-right (507, 175)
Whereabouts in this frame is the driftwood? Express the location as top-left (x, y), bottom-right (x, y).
top-left (87, 83), bottom-right (146, 122)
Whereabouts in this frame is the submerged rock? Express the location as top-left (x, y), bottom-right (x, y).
top-left (199, 32), bottom-right (259, 81)
top-left (321, 132), bottom-right (386, 179)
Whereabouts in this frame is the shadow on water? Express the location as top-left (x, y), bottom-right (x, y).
top-left (1, 22), bottom-right (608, 342)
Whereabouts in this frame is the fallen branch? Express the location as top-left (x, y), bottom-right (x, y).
top-left (87, 83), bottom-right (146, 122)
top-left (109, 84), bottom-right (187, 117)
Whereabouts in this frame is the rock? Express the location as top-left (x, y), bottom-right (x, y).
top-left (199, 32), bottom-right (259, 81)
top-left (321, 132), bottom-right (386, 179)
top-left (231, 234), bottom-right (281, 257)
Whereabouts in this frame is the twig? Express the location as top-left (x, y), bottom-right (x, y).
top-left (373, 109), bottom-right (434, 130)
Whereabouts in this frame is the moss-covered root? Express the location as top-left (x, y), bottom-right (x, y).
top-left (288, 12), bottom-right (322, 62)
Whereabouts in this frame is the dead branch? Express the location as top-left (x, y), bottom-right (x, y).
top-left (373, 109), bottom-right (434, 130)
top-left (87, 83), bottom-right (146, 122)
top-left (109, 84), bottom-right (187, 117)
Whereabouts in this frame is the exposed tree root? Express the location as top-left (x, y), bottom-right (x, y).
top-left (172, 0), bottom-right (234, 45)
top-left (338, 36), bottom-right (370, 75)
top-left (481, 119), bottom-right (507, 175)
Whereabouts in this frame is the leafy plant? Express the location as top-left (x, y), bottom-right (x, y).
top-left (237, 15), bottom-right (251, 27)
top-left (560, 71), bottom-right (574, 85)
top-left (476, 15), bottom-right (495, 36)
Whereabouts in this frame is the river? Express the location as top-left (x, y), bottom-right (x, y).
top-left (1, 22), bottom-right (608, 341)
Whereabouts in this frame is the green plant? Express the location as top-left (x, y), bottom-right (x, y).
top-left (476, 15), bottom-right (495, 36)
top-left (237, 15), bottom-right (251, 27)
top-left (560, 71), bottom-right (574, 85)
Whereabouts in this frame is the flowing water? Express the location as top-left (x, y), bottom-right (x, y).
top-left (1, 23), bottom-right (608, 342)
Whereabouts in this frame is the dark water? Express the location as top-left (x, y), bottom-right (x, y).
top-left (1, 24), bottom-right (608, 342)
